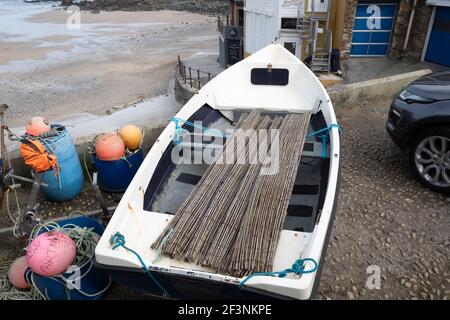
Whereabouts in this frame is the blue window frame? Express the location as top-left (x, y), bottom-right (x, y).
top-left (425, 6), bottom-right (450, 67)
top-left (350, 3), bottom-right (397, 56)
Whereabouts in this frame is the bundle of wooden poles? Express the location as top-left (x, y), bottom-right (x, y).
top-left (151, 110), bottom-right (311, 277)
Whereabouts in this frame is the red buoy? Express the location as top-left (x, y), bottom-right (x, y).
top-left (95, 133), bottom-right (125, 161)
top-left (8, 256), bottom-right (30, 289)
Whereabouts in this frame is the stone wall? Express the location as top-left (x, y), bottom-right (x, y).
top-left (341, 0), bottom-right (357, 59)
top-left (174, 75), bottom-right (197, 105)
top-left (389, 0), bottom-right (433, 60)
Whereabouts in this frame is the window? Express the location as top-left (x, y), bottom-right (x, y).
top-left (281, 17), bottom-right (297, 30)
top-left (251, 68), bottom-right (289, 86)
top-left (284, 42), bottom-right (297, 55)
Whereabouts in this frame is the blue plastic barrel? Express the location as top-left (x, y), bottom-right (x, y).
top-left (41, 125), bottom-right (84, 202)
top-left (93, 149), bottom-right (144, 193)
top-left (24, 216), bottom-right (111, 300)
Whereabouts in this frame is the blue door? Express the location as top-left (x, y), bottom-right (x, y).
top-left (425, 6), bottom-right (450, 67)
top-left (350, 3), bottom-right (397, 56)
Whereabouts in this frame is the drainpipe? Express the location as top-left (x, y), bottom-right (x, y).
top-left (402, 0), bottom-right (418, 56)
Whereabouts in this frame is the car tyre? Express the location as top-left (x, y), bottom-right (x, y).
top-left (409, 126), bottom-right (450, 194)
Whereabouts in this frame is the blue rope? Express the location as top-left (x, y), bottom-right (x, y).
top-left (110, 232), bottom-right (170, 298)
top-left (239, 258), bottom-right (318, 287)
top-left (170, 117), bottom-right (227, 145)
top-left (306, 124), bottom-right (341, 159)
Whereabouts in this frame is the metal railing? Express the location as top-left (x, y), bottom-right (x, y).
top-left (217, 15), bottom-right (229, 33)
top-left (297, 8), bottom-right (333, 72)
top-left (177, 56), bottom-right (217, 90)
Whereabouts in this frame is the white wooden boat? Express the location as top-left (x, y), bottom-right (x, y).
top-left (94, 44), bottom-right (341, 300)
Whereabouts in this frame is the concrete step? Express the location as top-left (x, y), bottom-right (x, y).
top-left (312, 68), bottom-right (329, 73)
top-left (312, 64), bottom-right (329, 69)
top-left (312, 63), bottom-right (329, 67)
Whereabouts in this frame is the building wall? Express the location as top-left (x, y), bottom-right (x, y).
top-left (341, 0), bottom-right (358, 59)
top-left (244, 0), bottom-right (280, 55)
top-left (389, 0), bottom-right (434, 60)
top-left (279, 0), bottom-right (304, 18)
top-left (340, 0), bottom-right (434, 61)
top-left (329, 0), bottom-right (347, 51)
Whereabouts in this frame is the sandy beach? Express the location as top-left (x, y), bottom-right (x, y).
top-left (0, 4), bottom-right (217, 126)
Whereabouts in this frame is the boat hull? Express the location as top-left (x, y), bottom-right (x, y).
top-left (95, 172), bottom-right (340, 300)
top-left (95, 259), bottom-right (287, 299)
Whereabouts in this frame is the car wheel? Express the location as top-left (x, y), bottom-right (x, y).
top-left (409, 127), bottom-right (450, 194)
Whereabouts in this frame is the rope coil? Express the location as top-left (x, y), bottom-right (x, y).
top-left (0, 220), bottom-right (107, 300)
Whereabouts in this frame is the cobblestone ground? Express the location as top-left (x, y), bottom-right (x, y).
top-left (317, 99), bottom-right (449, 300)
top-left (0, 99), bottom-right (448, 300)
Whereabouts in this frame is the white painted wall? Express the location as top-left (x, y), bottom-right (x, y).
top-left (426, 0), bottom-right (450, 7)
top-left (245, 0), bottom-right (280, 54)
top-left (246, 0), bottom-right (330, 56)
top-left (280, 0), bottom-right (304, 18)
top-left (307, 0), bottom-right (329, 12)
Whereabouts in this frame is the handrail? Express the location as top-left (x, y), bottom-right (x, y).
top-left (177, 56), bottom-right (217, 90)
top-left (297, 6), bottom-right (332, 72)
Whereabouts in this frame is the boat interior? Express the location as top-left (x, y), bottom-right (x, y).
top-left (144, 105), bottom-right (330, 235)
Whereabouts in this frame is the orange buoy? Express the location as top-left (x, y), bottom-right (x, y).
top-left (26, 117), bottom-right (50, 136)
top-left (8, 256), bottom-right (30, 289)
top-left (118, 125), bottom-right (143, 151)
top-left (95, 132), bottom-right (125, 161)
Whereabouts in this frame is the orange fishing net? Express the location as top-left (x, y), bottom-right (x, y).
top-left (20, 139), bottom-right (58, 173)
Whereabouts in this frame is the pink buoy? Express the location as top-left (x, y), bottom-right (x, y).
top-left (26, 117), bottom-right (50, 136)
top-left (27, 231), bottom-right (76, 277)
top-left (8, 256), bottom-right (30, 289)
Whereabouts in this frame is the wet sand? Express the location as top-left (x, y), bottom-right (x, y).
top-left (27, 9), bottom-right (212, 24)
top-left (0, 41), bottom-right (73, 66)
top-left (0, 8), bottom-right (217, 126)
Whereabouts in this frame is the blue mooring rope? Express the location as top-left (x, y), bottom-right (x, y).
top-left (239, 258), bottom-right (318, 287)
top-left (307, 124), bottom-right (341, 159)
top-left (110, 232), bottom-right (170, 298)
top-left (171, 117), bottom-right (209, 145)
top-left (170, 117), bottom-right (227, 145)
